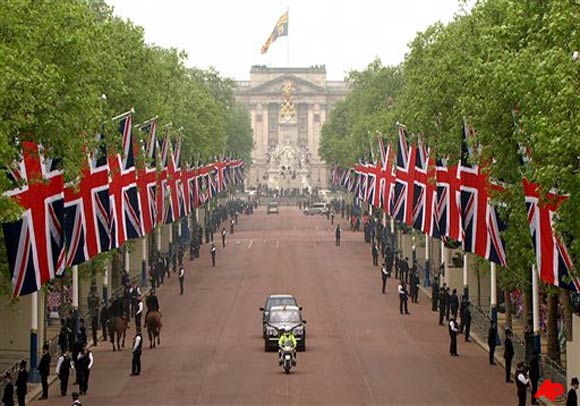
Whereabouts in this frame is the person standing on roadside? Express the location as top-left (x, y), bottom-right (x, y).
top-left (210, 242), bottom-right (217, 267)
top-left (221, 227), bottom-right (227, 248)
top-left (77, 345), bottom-right (94, 395)
top-left (135, 296), bottom-right (144, 330)
top-left (335, 225), bottom-right (341, 247)
top-left (438, 286), bottom-right (447, 326)
top-left (371, 243), bottom-right (379, 266)
top-left (230, 218), bottom-right (235, 234)
top-left (2, 372), bottom-right (14, 406)
top-left (131, 329), bottom-right (143, 376)
top-left (462, 301), bottom-right (472, 342)
top-left (448, 289), bottom-right (459, 319)
top-left (431, 277), bottom-right (439, 312)
top-left (398, 280), bottom-right (409, 315)
top-left (178, 265), bottom-right (185, 295)
top-left (56, 349), bottom-right (73, 397)
top-left (515, 362), bottom-right (530, 406)
top-left (488, 320), bottom-right (498, 365)
top-left (381, 263), bottom-right (389, 294)
top-left (566, 377), bottom-right (579, 406)
top-left (448, 317), bottom-right (460, 356)
top-left (38, 343), bottom-right (51, 399)
top-left (503, 329), bottom-right (514, 383)
top-left (15, 360), bottom-right (28, 406)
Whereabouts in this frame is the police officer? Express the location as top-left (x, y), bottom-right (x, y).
top-left (438, 286), bottom-right (447, 325)
top-left (503, 329), bottom-right (514, 383)
top-left (178, 265), bottom-right (185, 295)
top-left (515, 362), bottom-right (530, 406)
top-left (210, 242), bottom-right (217, 267)
top-left (448, 317), bottom-right (460, 356)
top-left (38, 344), bottom-right (51, 399)
top-left (431, 277), bottom-right (440, 312)
top-left (145, 290), bottom-right (160, 321)
top-left (335, 225), bottom-right (341, 246)
top-left (15, 360), bottom-right (28, 406)
top-left (100, 300), bottom-right (109, 342)
top-left (131, 329), bottom-right (143, 376)
top-left (398, 280), bottom-right (409, 315)
top-left (135, 296), bottom-right (144, 330)
top-left (448, 288), bottom-right (459, 319)
top-left (462, 301), bottom-right (472, 342)
top-left (221, 227), bottom-right (227, 248)
top-left (381, 263), bottom-right (389, 294)
top-left (371, 243), bottom-right (379, 266)
top-left (56, 349), bottom-right (73, 396)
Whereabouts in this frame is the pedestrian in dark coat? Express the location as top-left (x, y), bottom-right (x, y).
top-left (410, 268), bottom-right (419, 303)
top-left (448, 289), bottom-right (459, 319)
top-left (15, 360), bottom-right (27, 406)
top-left (462, 302), bottom-right (472, 342)
top-left (566, 377), bottom-right (579, 406)
top-left (431, 278), bottom-right (439, 312)
top-left (100, 301), bottom-right (109, 341)
top-left (58, 318), bottom-right (71, 352)
top-left (488, 320), bottom-right (498, 365)
top-left (448, 317), bottom-right (460, 356)
top-left (335, 225), bottom-right (341, 246)
top-left (444, 287), bottom-right (451, 321)
top-left (221, 227), bottom-right (227, 248)
top-left (438, 286), bottom-right (447, 325)
top-left (529, 350), bottom-right (540, 404)
top-left (38, 343), bottom-right (51, 399)
top-left (503, 329), bottom-right (514, 383)
top-left (210, 243), bottom-right (216, 267)
top-left (400, 257), bottom-right (410, 284)
top-left (2, 372), bottom-right (14, 406)
top-left (230, 218), bottom-right (234, 234)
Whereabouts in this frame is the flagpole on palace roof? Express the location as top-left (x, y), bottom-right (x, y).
top-left (286, 6), bottom-right (290, 67)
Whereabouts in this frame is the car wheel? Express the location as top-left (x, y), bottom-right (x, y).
top-left (264, 340), bottom-right (270, 352)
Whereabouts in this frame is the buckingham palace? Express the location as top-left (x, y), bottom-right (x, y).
top-left (234, 65), bottom-right (349, 191)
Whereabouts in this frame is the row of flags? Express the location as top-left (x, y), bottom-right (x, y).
top-left (331, 122), bottom-right (580, 294)
top-left (3, 111), bottom-right (245, 298)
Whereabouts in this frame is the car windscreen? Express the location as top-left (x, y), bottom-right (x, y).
top-left (269, 310), bottom-right (301, 323)
top-left (266, 297), bottom-right (297, 310)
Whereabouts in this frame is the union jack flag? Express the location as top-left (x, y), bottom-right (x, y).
top-left (523, 179), bottom-right (579, 292)
top-left (64, 135), bottom-right (111, 267)
top-left (108, 113), bottom-right (144, 248)
top-left (214, 158), bottom-right (226, 194)
top-left (365, 151), bottom-right (383, 208)
top-left (157, 131), bottom-right (175, 224)
top-left (391, 126), bottom-right (416, 226)
top-left (378, 136), bottom-right (396, 215)
top-left (459, 120), bottom-right (507, 265)
top-left (3, 141), bottom-right (66, 297)
top-left (412, 137), bottom-right (437, 235)
top-left (171, 134), bottom-right (188, 219)
top-left (434, 159), bottom-right (461, 241)
top-left (136, 119), bottom-right (158, 234)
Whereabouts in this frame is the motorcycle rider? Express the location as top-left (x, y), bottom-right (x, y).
top-left (278, 328), bottom-right (297, 366)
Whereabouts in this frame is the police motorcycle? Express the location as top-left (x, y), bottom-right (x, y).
top-left (278, 328), bottom-right (297, 374)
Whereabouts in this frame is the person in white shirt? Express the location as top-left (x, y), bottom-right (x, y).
top-left (131, 330), bottom-right (143, 376)
top-left (398, 280), bottom-right (409, 315)
top-left (381, 263), bottom-right (389, 294)
top-left (448, 317), bottom-right (460, 356)
top-left (135, 297), bottom-right (144, 329)
top-left (178, 266), bottom-right (185, 295)
top-left (55, 349), bottom-right (74, 396)
top-left (516, 362), bottom-right (530, 406)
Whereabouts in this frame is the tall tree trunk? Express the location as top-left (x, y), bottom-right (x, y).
top-left (546, 292), bottom-right (561, 361)
top-left (560, 287), bottom-right (573, 341)
top-left (504, 288), bottom-right (512, 329)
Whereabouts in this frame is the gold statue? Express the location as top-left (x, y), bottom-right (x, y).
top-left (279, 81), bottom-right (296, 121)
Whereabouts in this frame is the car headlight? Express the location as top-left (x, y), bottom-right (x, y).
top-left (266, 326), bottom-right (278, 336)
top-left (293, 326), bottom-right (304, 336)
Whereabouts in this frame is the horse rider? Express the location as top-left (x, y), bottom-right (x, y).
top-left (144, 289), bottom-right (160, 325)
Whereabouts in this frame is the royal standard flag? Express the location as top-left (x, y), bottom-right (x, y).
top-left (261, 11), bottom-right (288, 54)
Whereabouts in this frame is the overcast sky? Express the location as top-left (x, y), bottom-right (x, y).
top-left (106, 0), bottom-right (471, 81)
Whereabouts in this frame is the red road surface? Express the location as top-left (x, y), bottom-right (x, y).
top-left (32, 207), bottom-right (515, 405)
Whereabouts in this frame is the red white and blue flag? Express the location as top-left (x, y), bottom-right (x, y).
top-left (523, 179), bottom-right (579, 292)
top-left (64, 135), bottom-right (111, 267)
top-left (378, 137), bottom-right (396, 215)
top-left (3, 141), bottom-right (66, 297)
top-left (108, 112), bottom-right (144, 248)
top-left (136, 119), bottom-right (158, 234)
top-left (157, 131), bottom-right (175, 225)
top-left (434, 159), bottom-right (461, 241)
top-left (391, 126), bottom-right (416, 226)
top-left (412, 137), bottom-right (437, 236)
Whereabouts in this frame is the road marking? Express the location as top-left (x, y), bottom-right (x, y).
top-left (276, 240), bottom-right (279, 248)
top-left (248, 240), bottom-right (253, 248)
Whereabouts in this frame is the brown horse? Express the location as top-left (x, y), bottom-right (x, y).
top-left (146, 311), bottom-right (162, 348)
top-left (108, 316), bottom-right (128, 351)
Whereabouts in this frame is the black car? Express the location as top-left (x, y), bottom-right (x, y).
top-left (260, 294), bottom-right (300, 335)
top-left (263, 305), bottom-right (306, 352)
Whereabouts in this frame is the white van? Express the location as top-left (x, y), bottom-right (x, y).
top-left (304, 202), bottom-right (329, 216)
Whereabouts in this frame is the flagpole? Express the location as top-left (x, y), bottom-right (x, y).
top-left (286, 6), bottom-right (290, 67)
top-left (112, 108), bottom-right (135, 122)
top-left (532, 265), bottom-right (541, 352)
